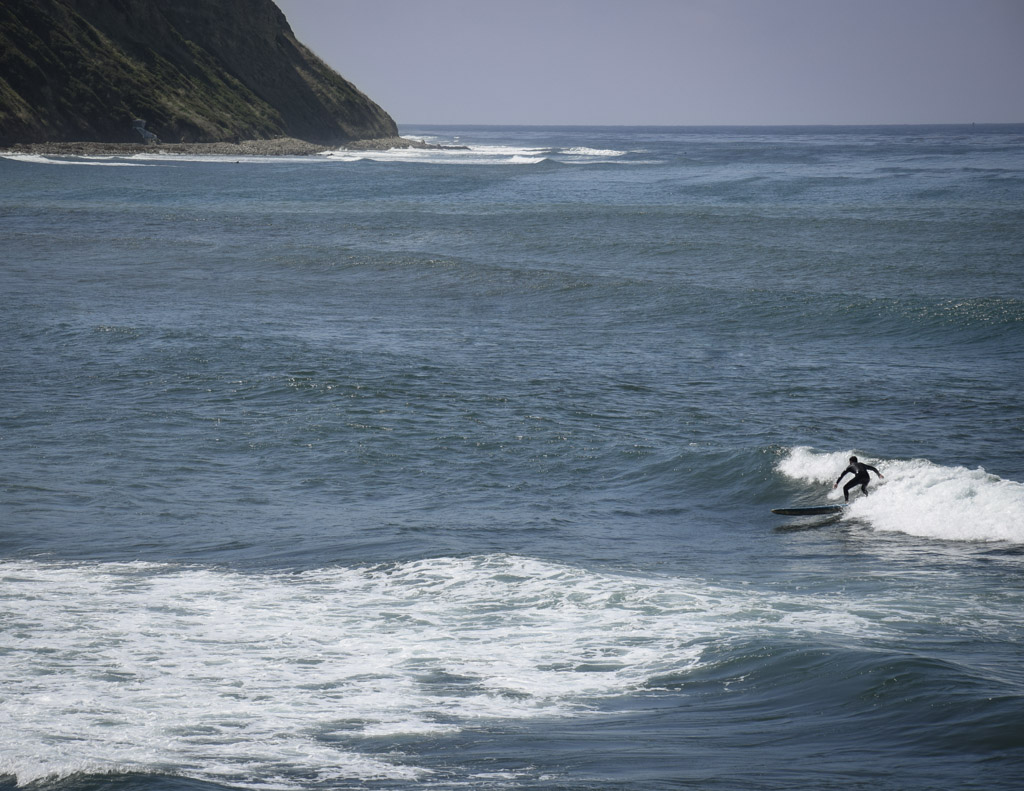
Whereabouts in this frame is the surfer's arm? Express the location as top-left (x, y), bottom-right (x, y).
top-left (865, 464), bottom-right (883, 477)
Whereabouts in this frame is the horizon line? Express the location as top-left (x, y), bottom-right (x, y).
top-left (397, 121), bottom-right (1024, 129)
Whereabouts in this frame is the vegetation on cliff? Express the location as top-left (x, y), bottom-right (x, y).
top-left (0, 0), bottom-right (399, 146)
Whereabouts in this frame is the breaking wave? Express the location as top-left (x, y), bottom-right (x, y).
top-left (778, 447), bottom-right (1024, 543)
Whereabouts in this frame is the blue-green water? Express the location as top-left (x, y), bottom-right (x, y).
top-left (2, 125), bottom-right (1023, 790)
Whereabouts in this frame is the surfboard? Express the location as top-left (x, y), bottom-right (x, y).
top-left (771, 504), bottom-right (847, 516)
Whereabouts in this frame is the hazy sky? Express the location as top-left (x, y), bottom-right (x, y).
top-left (274, 0), bottom-right (1024, 126)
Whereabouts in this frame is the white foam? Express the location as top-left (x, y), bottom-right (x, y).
top-left (0, 153), bottom-right (155, 167)
top-left (1, 554), bottom-right (891, 786)
top-left (561, 147), bottom-right (626, 157)
top-left (321, 143), bottom-right (548, 165)
top-left (778, 447), bottom-right (1024, 543)
top-left (3, 142), bottom-right (630, 167)
top-left (778, 446), bottom-right (862, 487)
top-left (319, 140), bottom-right (634, 166)
top-left (128, 153), bottom-right (322, 165)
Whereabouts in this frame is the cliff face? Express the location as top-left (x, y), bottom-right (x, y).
top-left (0, 0), bottom-right (399, 145)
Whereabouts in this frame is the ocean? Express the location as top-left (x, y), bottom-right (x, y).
top-left (1, 124), bottom-right (1023, 791)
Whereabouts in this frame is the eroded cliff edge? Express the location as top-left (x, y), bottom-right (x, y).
top-left (0, 0), bottom-right (399, 146)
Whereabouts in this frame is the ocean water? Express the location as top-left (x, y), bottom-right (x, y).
top-left (1, 125), bottom-right (1023, 791)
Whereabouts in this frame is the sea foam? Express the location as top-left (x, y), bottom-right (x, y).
top-left (0, 555), bottom-right (893, 788)
top-left (0, 153), bottom-right (155, 167)
top-left (778, 447), bottom-right (1024, 543)
top-left (561, 147), bottom-right (626, 157)
top-left (2, 140), bottom-right (628, 167)
top-left (321, 143), bottom-right (548, 165)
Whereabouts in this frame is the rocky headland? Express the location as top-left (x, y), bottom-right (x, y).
top-left (0, 0), bottom-right (403, 149)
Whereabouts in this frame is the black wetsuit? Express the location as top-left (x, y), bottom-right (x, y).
top-left (837, 462), bottom-right (880, 501)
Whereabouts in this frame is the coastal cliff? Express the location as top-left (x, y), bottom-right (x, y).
top-left (0, 0), bottom-right (399, 146)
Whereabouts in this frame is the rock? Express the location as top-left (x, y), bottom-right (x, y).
top-left (2, 138), bottom-right (328, 157)
top-left (339, 137), bottom-right (468, 152)
top-left (0, 0), bottom-right (399, 146)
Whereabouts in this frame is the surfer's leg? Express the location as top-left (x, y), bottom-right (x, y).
top-left (845, 474), bottom-right (868, 501)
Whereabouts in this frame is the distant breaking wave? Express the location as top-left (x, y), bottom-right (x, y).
top-left (0, 153), bottom-right (156, 167)
top-left (320, 140), bottom-right (630, 166)
top-left (561, 146), bottom-right (627, 157)
top-left (1, 140), bottom-right (633, 167)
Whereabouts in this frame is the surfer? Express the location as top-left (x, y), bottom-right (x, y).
top-left (834, 456), bottom-right (884, 502)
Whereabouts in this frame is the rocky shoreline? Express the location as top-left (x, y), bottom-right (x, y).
top-left (1, 136), bottom-right (464, 158)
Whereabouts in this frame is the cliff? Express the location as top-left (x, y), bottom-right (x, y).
top-left (0, 0), bottom-right (399, 146)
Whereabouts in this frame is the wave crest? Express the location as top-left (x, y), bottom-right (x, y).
top-left (778, 447), bottom-right (1024, 543)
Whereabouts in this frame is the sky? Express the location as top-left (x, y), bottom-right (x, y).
top-left (274, 0), bottom-right (1024, 126)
